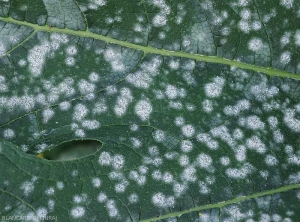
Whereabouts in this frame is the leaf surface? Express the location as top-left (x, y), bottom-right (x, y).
top-left (0, 0), bottom-right (300, 221)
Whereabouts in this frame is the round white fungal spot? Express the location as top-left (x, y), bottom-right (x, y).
top-left (128, 193), bottom-right (139, 203)
top-left (179, 155), bottom-right (190, 166)
top-left (220, 156), bottom-right (230, 166)
top-left (163, 172), bottom-right (174, 183)
top-left (204, 77), bottom-right (225, 98)
top-left (71, 206), bottom-right (85, 219)
top-left (175, 116), bottom-right (185, 126)
top-left (42, 109), bottom-right (54, 123)
top-left (248, 38), bottom-right (263, 51)
top-left (152, 170), bottom-right (162, 180)
top-left (295, 30), bottom-right (300, 46)
top-left (134, 100), bottom-right (152, 121)
top-left (92, 178), bottom-right (101, 188)
top-left (37, 208), bottom-right (48, 218)
top-left (89, 72), bottom-right (99, 82)
top-left (66, 45), bottom-right (77, 55)
top-left (180, 140), bottom-right (193, 152)
top-left (181, 124), bottom-right (195, 137)
top-left (280, 51), bottom-right (291, 64)
top-left (3, 129), bottom-right (15, 139)
top-left (97, 192), bottom-right (107, 203)
top-left (65, 57), bottom-right (75, 66)
top-left (98, 152), bottom-right (112, 165)
top-left (240, 8), bottom-right (252, 20)
top-left (153, 130), bottom-right (165, 142)
top-left (59, 101), bottom-right (71, 111)
top-left (181, 166), bottom-right (197, 182)
top-left (165, 85), bottom-right (178, 99)
top-left (202, 100), bottom-right (213, 113)
top-left (265, 155), bottom-right (278, 166)
top-left (75, 129), bottom-right (85, 137)
top-left (152, 14), bottom-right (167, 27)
top-left (112, 154), bottom-right (125, 170)
top-left (152, 192), bottom-right (174, 208)
top-left (196, 153), bottom-right (212, 168)
top-left (73, 104), bottom-right (88, 121)
top-left (246, 115), bottom-right (265, 130)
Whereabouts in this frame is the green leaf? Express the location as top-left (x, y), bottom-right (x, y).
top-left (1, 0), bottom-right (300, 221)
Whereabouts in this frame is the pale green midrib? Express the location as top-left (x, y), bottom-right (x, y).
top-left (0, 16), bottom-right (300, 80)
top-left (140, 183), bottom-right (300, 222)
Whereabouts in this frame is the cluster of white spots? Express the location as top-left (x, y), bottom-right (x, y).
top-left (210, 126), bottom-right (236, 148)
top-left (106, 199), bottom-right (120, 218)
top-left (151, 0), bottom-right (170, 27)
top-left (180, 140), bottom-right (193, 153)
top-left (280, 0), bottom-right (294, 9)
top-left (92, 178), bottom-right (101, 188)
top-left (129, 170), bottom-right (146, 186)
top-left (250, 80), bottom-right (279, 102)
top-left (93, 99), bottom-right (108, 114)
top-left (246, 135), bottom-right (267, 154)
top-left (78, 79), bottom-right (95, 95)
top-left (284, 109), bottom-right (300, 132)
top-left (114, 88), bottom-right (133, 117)
top-left (204, 77), bottom-right (225, 98)
top-left (245, 115), bottom-right (265, 130)
top-left (82, 120), bottom-right (100, 130)
top-left (220, 156), bottom-right (230, 166)
top-left (70, 206), bottom-right (85, 219)
top-left (126, 57), bottom-right (162, 88)
top-left (173, 183), bottom-right (187, 197)
top-left (134, 100), bottom-right (153, 121)
top-left (42, 108), bottom-right (54, 123)
top-left (202, 100), bottom-right (213, 113)
top-left (248, 37), bottom-right (263, 52)
top-left (265, 155), bottom-right (278, 166)
top-left (3, 128), bottom-right (15, 139)
top-left (28, 33), bottom-right (69, 77)
top-left (181, 124), bottom-right (195, 137)
top-left (196, 133), bottom-right (219, 150)
top-left (98, 152), bottom-right (125, 170)
top-left (226, 163), bottom-right (253, 179)
top-left (103, 47), bottom-right (125, 72)
top-left (196, 153), bottom-right (212, 169)
top-left (152, 192), bottom-right (175, 208)
top-left (280, 51), bottom-right (291, 64)
top-left (28, 42), bottom-right (51, 77)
